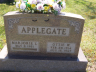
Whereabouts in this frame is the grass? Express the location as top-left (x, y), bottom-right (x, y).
top-left (63, 0), bottom-right (96, 71)
top-left (0, 0), bottom-right (96, 72)
top-left (0, 3), bottom-right (18, 51)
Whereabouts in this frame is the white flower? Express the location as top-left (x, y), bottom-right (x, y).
top-left (62, 1), bottom-right (66, 9)
top-left (37, 4), bottom-right (44, 11)
top-left (16, 1), bottom-right (20, 8)
top-left (28, 0), bottom-right (37, 4)
top-left (28, 0), bottom-right (32, 3)
top-left (53, 3), bottom-right (60, 11)
top-left (48, 0), bottom-right (54, 5)
top-left (37, 0), bottom-right (42, 3)
top-left (20, 2), bottom-right (26, 10)
top-left (43, 0), bottom-right (49, 5)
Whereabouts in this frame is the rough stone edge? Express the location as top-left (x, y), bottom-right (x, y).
top-left (4, 11), bottom-right (84, 19)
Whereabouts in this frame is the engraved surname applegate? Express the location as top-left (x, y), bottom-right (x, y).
top-left (18, 26), bottom-right (69, 36)
top-left (47, 42), bottom-right (75, 53)
top-left (11, 41), bottom-right (39, 52)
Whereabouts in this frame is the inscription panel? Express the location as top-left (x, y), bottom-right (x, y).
top-left (11, 41), bottom-right (39, 52)
top-left (18, 26), bottom-right (69, 36)
top-left (47, 42), bottom-right (75, 53)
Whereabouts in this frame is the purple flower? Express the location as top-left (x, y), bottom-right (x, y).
top-left (53, 3), bottom-right (60, 11)
top-left (37, 4), bottom-right (44, 11)
top-left (37, 0), bottom-right (42, 3)
top-left (28, 0), bottom-right (37, 4)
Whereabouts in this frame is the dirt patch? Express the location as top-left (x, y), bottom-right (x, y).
top-left (86, 62), bottom-right (96, 72)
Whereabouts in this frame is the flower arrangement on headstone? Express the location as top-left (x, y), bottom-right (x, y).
top-left (16, 0), bottom-right (66, 15)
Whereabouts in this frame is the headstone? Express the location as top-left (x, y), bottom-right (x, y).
top-left (0, 11), bottom-right (88, 71)
top-left (4, 11), bottom-right (84, 58)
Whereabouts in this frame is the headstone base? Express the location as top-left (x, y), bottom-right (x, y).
top-left (0, 46), bottom-right (87, 72)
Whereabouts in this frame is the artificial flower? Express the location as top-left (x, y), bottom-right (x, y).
top-left (44, 6), bottom-right (50, 11)
top-left (48, 0), bottom-right (54, 5)
top-left (16, 1), bottom-right (21, 8)
top-left (28, 7), bottom-right (31, 10)
top-left (43, 0), bottom-right (49, 5)
top-left (28, 0), bottom-right (32, 3)
top-left (27, 2), bottom-right (31, 8)
top-left (53, 3), bottom-right (59, 11)
top-left (37, 4), bottom-right (44, 11)
top-left (28, 0), bottom-right (37, 4)
top-left (20, 2), bottom-right (26, 10)
top-left (37, 0), bottom-right (42, 3)
top-left (27, 2), bottom-right (30, 4)
top-left (31, 4), bottom-right (36, 9)
top-left (16, 0), bottom-right (66, 15)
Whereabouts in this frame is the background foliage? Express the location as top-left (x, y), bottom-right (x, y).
top-left (0, 0), bottom-right (96, 71)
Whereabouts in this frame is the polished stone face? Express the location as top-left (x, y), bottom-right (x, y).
top-left (4, 11), bottom-right (85, 58)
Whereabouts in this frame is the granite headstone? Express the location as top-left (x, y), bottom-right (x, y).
top-left (4, 11), bottom-right (85, 58)
top-left (0, 11), bottom-right (88, 72)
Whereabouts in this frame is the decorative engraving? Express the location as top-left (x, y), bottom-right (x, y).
top-left (68, 20), bottom-right (81, 33)
top-left (47, 42), bottom-right (75, 53)
top-left (8, 18), bottom-right (20, 31)
top-left (11, 41), bottom-right (39, 52)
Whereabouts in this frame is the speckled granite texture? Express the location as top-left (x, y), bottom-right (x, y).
top-left (4, 11), bottom-right (85, 58)
top-left (0, 46), bottom-right (87, 72)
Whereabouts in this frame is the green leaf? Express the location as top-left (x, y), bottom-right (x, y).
top-left (54, 10), bottom-right (58, 16)
top-left (44, 4), bottom-right (49, 6)
top-left (58, 2), bottom-right (62, 6)
top-left (26, 3), bottom-right (31, 8)
top-left (23, 0), bottom-right (28, 2)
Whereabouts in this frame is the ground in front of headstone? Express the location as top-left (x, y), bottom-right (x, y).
top-left (86, 62), bottom-right (96, 72)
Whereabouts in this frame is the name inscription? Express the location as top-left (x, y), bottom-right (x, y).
top-left (18, 26), bottom-right (69, 36)
top-left (11, 41), bottom-right (39, 52)
top-left (47, 42), bottom-right (75, 53)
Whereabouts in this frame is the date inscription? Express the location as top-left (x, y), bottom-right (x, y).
top-left (11, 41), bottom-right (39, 52)
top-left (47, 42), bottom-right (75, 53)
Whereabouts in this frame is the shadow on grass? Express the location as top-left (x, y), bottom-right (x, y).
top-left (0, 0), bottom-right (15, 5)
top-left (74, 0), bottom-right (96, 19)
top-left (0, 3), bottom-right (15, 5)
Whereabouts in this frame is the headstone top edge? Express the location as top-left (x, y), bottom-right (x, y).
top-left (59, 12), bottom-right (85, 20)
top-left (3, 11), bottom-right (85, 20)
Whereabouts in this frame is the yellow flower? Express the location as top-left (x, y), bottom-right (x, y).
top-left (31, 4), bottom-right (36, 9)
top-left (44, 6), bottom-right (50, 11)
top-left (19, 2), bottom-right (21, 7)
top-left (27, 2), bottom-right (30, 4)
top-left (52, 0), bottom-right (54, 2)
